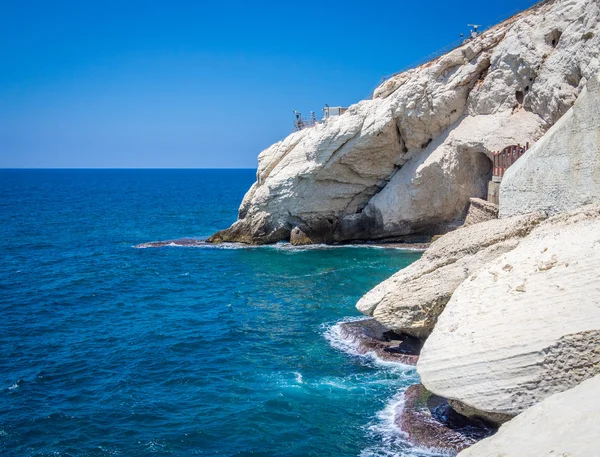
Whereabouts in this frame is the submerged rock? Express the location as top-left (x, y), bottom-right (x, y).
top-left (209, 0), bottom-right (599, 245)
top-left (135, 238), bottom-right (206, 248)
top-left (337, 319), bottom-right (422, 365)
top-left (396, 384), bottom-right (495, 455)
top-left (418, 204), bottom-right (600, 425)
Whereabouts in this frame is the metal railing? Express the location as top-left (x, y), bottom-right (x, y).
top-left (293, 107), bottom-right (349, 132)
top-left (493, 143), bottom-right (530, 178)
top-left (293, 118), bottom-right (318, 132)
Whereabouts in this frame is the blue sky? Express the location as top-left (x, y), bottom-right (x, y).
top-left (1, 0), bottom-right (539, 168)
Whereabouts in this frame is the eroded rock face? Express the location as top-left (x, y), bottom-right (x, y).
top-left (500, 72), bottom-right (600, 218)
top-left (353, 111), bottom-right (544, 241)
top-left (355, 212), bottom-right (545, 338)
top-left (209, 0), bottom-right (600, 245)
top-left (417, 204), bottom-right (600, 425)
top-left (457, 375), bottom-right (600, 457)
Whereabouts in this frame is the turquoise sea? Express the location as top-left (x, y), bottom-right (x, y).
top-left (0, 169), bottom-right (434, 457)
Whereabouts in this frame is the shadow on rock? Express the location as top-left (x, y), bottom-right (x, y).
top-left (396, 384), bottom-right (496, 455)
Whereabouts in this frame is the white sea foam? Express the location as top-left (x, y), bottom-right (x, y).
top-left (322, 317), bottom-right (418, 371)
top-left (266, 369), bottom-right (405, 394)
top-left (133, 240), bottom-right (423, 251)
top-left (323, 316), bottom-right (371, 353)
top-left (360, 391), bottom-right (446, 457)
top-left (8, 380), bottom-right (20, 390)
top-left (324, 317), bottom-right (445, 457)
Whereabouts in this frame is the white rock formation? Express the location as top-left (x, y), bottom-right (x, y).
top-left (500, 72), bottom-right (600, 218)
top-left (356, 212), bottom-right (545, 337)
top-left (458, 375), bottom-right (600, 457)
top-left (210, 0), bottom-right (600, 244)
top-left (417, 204), bottom-right (600, 424)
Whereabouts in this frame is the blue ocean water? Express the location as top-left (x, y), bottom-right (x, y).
top-left (0, 169), bottom-right (430, 457)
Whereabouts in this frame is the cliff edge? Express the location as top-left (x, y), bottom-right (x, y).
top-left (209, 0), bottom-right (599, 245)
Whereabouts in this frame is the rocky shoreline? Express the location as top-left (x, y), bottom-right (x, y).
top-left (196, 0), bottom-right (600, 454)
top-left (395, 384), bottom-right (495, 455)
top-left (134, 238), bottom-right (429, 251)
top-left (334, 318), bottom-right (496, 455)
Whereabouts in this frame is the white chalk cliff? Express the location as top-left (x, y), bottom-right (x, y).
top-left (205, 0), bottom-right (600, 452)
top-left (500, 70), bottom-right (600, 217)
top-left (413, 75), bottom-right (600, 428)
top-left (210, 0), bottom-right (600, 244)
top-left (358, 72), bottom-right (600, 349)
top-left (457, 374), bottom-right (600, 457)
top-left (417, 204), bottom-right (600, 424)
top-left (356, 211), bottom-right (545, 337)
top-left (361, 74), bottom-right (600, 428)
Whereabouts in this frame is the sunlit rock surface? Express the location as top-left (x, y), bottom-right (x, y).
top-left (458, 375), bottom-right (600, 457)
top-left (500, 72), bottom-right (600, 217)
top-left (417, 205), bottom-right (600, 424)
top-left (210, 0), bottom-right (599, 244)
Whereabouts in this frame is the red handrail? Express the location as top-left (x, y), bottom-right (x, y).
top-left (493, 142), bottom-right (530, 178)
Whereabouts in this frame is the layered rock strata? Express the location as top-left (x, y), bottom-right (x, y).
top-left (210, 0), bottom-right (599, 245)
top-left (417, 204), bottom-right (600, 424)
top-left (457, 375), bottom-right (600, 457)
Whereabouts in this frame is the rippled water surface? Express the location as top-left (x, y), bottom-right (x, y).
top-left (0, 169), bottom-right (429, 457)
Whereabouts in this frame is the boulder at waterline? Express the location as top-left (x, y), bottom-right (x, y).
top-left (337, 319), bottom-right (422, 365)
top-left (289, 226), bottom-right (314, 246)
top-left (396, 384), bottom-right (495, 456)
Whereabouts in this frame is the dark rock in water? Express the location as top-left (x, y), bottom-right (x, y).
top-left (338, 319), bottom-right (422, 365)
top-left (396, 384), bottom-right (496, 455)
top-left (290, 226), bottom-right (313, 246)
top-left (135, 238), bottom-right (205, 248)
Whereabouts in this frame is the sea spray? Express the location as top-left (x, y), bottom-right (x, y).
top-left (323, 317), bottom-right (448, 457)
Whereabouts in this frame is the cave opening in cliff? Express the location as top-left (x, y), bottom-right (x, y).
top-left (546, 29), bottom-right (563, 48)
top-left (515, 90), bottom-right (525, 105)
